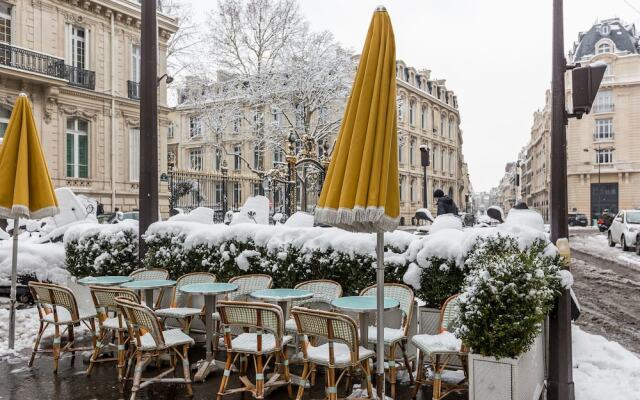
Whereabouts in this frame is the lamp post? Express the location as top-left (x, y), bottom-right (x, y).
top-left (419, 146), bottom-right (430, 209)
top-left (286, 130), bottom-right (297, 217)
top-left (221, 160), bottom-right (228, 215)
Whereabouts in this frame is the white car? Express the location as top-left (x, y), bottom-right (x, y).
top-left (607, 210), bottom-right (640, 252)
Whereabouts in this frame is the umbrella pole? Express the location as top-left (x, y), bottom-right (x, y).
top-left (376, 231), bottom-right (385, 399)
top-left (9, 218), bottom-right (18, 350)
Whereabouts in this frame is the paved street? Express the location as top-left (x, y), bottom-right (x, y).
top-left (570, 228), bottom-right (640, 354)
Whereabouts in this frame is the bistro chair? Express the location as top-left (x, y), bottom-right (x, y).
top-left (156, 272), bottom-right (217, 334)
top-left (86, 286), bottom-right (139, 380)
top-left (411, 294), bottom-right (468, 400)
top-left (360, 283), bottom-right (415, 398)
top-left (227, 274), bottom-right (273, 301)
top-left (285, 279), bottom-right (343, 334)
top-left (216, 300), bottom-right (293, 400)
top-left (27, 281), bottom-right (97, 373)
top-left (128, 268), bottom-right (170, 308)
top-left (291, 307), bottom-right (375, 400)
top-left (116, 297), bottom-right (194, 400)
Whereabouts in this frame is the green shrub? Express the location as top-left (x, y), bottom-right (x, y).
top-left (65, 227), bottom-right (138, 277)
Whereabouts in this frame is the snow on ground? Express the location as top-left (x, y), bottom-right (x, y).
top-left (570, 233), bottom-right (640, 270)
top-left (573, 325), bottom-right (640, 400)
top-left (0, 307), bottom-right (42, 360)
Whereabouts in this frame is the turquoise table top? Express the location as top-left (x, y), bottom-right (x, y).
top-left (251, 288), bottom-right (314, 301)
top-left (77, 276), bottom-right (133, 286)
top-left (180, 282), bottom-right (239, 295)
top-left (331, 296), bottom-right (400, 312)
top-left (121, 279), bottom-right (176, 290)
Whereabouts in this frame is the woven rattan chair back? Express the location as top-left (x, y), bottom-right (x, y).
top-left (173, 272), bottom-right (217, 307)
top-left (292, 306), bottom-right (361, 361)
top-left (293, 279), bottom-right (342, 307)
top-left (28, 281), bottom-right (80, 322)
top-left (361, 283), bottom-right (415, 334)
top-left (90, 286), bottom-right (139, 326)
top-left (439, 294), bottom-right (460, 332)
top-left (116, 296), bottom-right (165, 348)
top-left (217, 300), bottom-right (283, 338)
top-left (129, 268), bottom-right (169, 281)
top-left (227, 274), bottom-right (273, 301)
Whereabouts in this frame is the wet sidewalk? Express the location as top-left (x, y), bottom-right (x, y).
top-left (0, 339), bottom-right (466, 400)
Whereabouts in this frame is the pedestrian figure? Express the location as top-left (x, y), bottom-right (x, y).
top-left (433, 189), bottom-right (459, 216)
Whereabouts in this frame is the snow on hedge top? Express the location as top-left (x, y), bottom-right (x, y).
top-left (168, 207), bottom-right (215, 224)
top-left (284, 212), bottom-right (314, 227)
top-left (429, 214), bottom-right (462, 234)
top-left (0, 241), bottom-right (67, 284)
top-left (145, 220), bottom-right (211, 239)
top-left (63, 220), bottom-right (138, 243)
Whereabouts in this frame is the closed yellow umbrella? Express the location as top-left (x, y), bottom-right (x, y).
top-left (0, 93), bottom-right (59, 349)
top-left (314, 7), bottom-right (398, 398)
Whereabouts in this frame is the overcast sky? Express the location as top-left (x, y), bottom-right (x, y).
top-left (183, 0), bottom-right (640, 192)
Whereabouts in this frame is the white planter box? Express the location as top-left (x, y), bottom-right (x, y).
top-left (469, 332), bottom-right (546, 400)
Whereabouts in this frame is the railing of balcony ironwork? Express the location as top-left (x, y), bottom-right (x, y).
top-left (65, 65), bottom-right (95, 90)
top-left (0, 43), bottom-right (66, 79)
top-left (127, 80), bottom-right (140, 99)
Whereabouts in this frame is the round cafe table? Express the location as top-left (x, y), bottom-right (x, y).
top-left (250, 288), bottom-right (314, 321)
top-left (121, 279), bottom-right (176, 309)
top-left (76, 276), bottom-right (133, 287)
top-left (179, 282), bottom-right (239, 382)
top-left (331, 296), bottom-right (400, 348)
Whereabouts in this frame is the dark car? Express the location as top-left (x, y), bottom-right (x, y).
top-left (568, 212), bottom-right (588, 227)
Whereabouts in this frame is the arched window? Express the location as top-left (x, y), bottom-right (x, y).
top-left (409, 138), bottom-right (416, 165)
top-left (398, 139), bottom-right (404, 164)
top-left (597, 42), bottom-right (611, 54)
top-left (440, 148), bottom-right (445, 171)
top-left (409, 100), bottom-right (416, 126)
top-left (432, 146), bottom-right (439, 171)
top-left (399, 176), bottom-right (404, 201)
top-left (448, 117), bottom-right (454, 138)
top-left (66, 117), bottom-right (89, 178)
top-left (440, 112), bottom-right (446, 135)
top-left (0, 105), bottom-right (11, 139)
top-left (421, 105), bottom-right (427, 129)
top-left (449, 151), bottom-right (455, 174)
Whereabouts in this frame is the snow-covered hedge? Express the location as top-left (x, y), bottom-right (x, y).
top-left (143, 222), bottom-right (415, 295)
top-left (64, 221), bottom-right (139, 277)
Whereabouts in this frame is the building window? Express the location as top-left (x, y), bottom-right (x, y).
top-left (398, 141), bottom-right (404, 164)
top-left (271, 107), bottom-right (281, 127)
top-left (440, 113), bottom-right (446, 136)
top-left (0, 2), bottom-right (11, 44)
top-left (189, 148), bottom-right (202, 171)
top-left (233, 182), bottom-right (242, 205)
top-left (409, 100), bottom-right (416, 126)
top-left (214, 148), bottom-right (222, 170)
top-left (252, 110), bottom-right (264, 132)
top-left (0, 105), bottom-right (10, 138)
top-left (189, 116), bottom-right (201, 138)
top-left (234, 144), bottom-right (242, 170)
top-left (448, 117), bottom-right (454, 138)
top-left (410, 179), bottom-right (415, 202)
top-left (399, 177), bottom-right (404, 202)
top-left (215, 183), bottom-right (223, 204)
top-left (440, 148), bottom-right (445, 171)
top-left (295, 103), bottom-right (305, 128)
top-left (252, 183), bottom-right (262, 196)
top-left (596, 42), bottom-right (611, 54)
top-left (594, 90), bottom-right (613, 112)
top-left (600, 24), bottom-right (611, 36)
top-left (449, 151), bottom-right (455, 174)
top-left (129, 128), bottom-right (140, 181)
top-left (421, 105), bottom-right (427, 129)
top-left (167, 124), bottom-right (174, 139)
top-left (596, 148), bottom-right (613, 164)
top-left (131, 45), bottom-right (140, 83)
top-left (253, 144), bottom-right (264, 170)
top-left (66, 118), bottom-right (89, 178)
top-left (409, 138), bottom-right (416, 165)
top-left (273, 148), bottom-right (283, 166)
top-left (595, 118), bottom-right (613, 140)
top-left (233, 111), bottom-right (242, 134)
top-left (433, 146), bottom-right (439, 171)
top-left (70, 25), bottom-right (86, 69)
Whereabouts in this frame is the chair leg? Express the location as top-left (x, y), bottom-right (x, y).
top-left (361, 360), bottom-right (373, 399)
top-left (68, 324), bottom-right (76, 357)
top-left (89, 318), bottom-right (97, 349)
top-left (279, 350), bottom-right (293, 399)
top-left (130, 353), bottom-right (144, 400)
top-left (256, 354), bottom-right (265, 399)
top-left (296, 362), bottom-right (310, 400)
top-left (412, 351), bottom-right (424, 399)
top-left (328, 366), bottom-right (338, 400)
top-left (182, 344), bottom-right (193, 397)
top-left (432, 354), bottom-right (442, 400)
top-left (121, 351), bottom-right (135, 394)
top-left (52, 324), bottom-right (61, 373)
top-left (116, 330), bottom-right (126, 381)
top-left (389, 344), bottom-right (397, 399)
top-left (29, 321), bottom-right (46, 367)
top-left (86, 327), bottom-right (107, 376)
top-left (217, 352), bottom-right (234, 400)
top-left (401, 340), bottom-right (415, 385)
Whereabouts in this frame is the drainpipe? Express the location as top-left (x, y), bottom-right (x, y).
top-left (110, 12), bottom-right (116, 211)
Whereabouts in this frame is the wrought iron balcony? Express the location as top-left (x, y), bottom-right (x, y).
top-left (65, 65), bottom-right (95, 90)
top-left (0, 43), bottom-right (66, 79)
top-left (127, 80), bottom-right (140, 99)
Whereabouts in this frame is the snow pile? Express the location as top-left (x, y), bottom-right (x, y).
top-left (168, 207), bottom-right (215, 224)
top-left (63, 219), bottom-right (138, 243)
top-left (0, 241), bottom-right (67, 284)
top-left (284, 212), bottom-right (314, 227)
top-left (429, 214), bottom-right (462, 234)
top-left (0, 307), bottom-right (42, 359)
top-left (573, 325), bottom-right (640, 400)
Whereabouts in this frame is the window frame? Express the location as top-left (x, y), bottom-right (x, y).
top-left (66, 117), bottom-right (90, 178)
top-left (0, 1), bottom-right (12, 44)
top-left (188, 147), bottom-right (203, 171)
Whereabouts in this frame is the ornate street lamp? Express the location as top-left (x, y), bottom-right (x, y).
top-left (221, 159), bottom-right (228, 214)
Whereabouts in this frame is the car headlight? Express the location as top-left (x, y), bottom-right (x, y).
top-left (629, 227), bottom-right (638, 233)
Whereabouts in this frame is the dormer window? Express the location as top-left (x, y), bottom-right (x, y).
top-left (596, 42), bottom-right (612, 54)
top-left (600, 24), bottom-right (610, 36)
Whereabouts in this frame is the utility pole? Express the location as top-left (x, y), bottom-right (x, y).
top-left (548, 0), bottom-right (575, 398)
top-left (139, 0), bottom-right (159, 260)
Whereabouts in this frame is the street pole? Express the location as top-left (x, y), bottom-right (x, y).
top-left (139, 0), bottom-right (158, 260)
top-left (549, 0), bottom-right (575, 398)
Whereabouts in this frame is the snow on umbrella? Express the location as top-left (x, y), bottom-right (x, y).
top-left (314, 7), bottom-right (398, 398)
top-left (0, 93), bottom-right (59, 349)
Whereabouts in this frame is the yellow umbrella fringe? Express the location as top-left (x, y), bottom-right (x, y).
top-left (0, 204), bottom-right (60, 220)
top-left (315, 206), bottom-right (399, 233)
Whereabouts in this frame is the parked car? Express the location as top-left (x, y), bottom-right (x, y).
top-left (568, 212), bottom-right (588, 227)
top-left (607, 210), bottom-right (640, 251)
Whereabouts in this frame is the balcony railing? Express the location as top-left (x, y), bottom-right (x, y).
top-left (127, 80), bottom-right (140, 99)
top-left (593, 104), bottom-right (614, 113)
top-left (593, 132), bottom-right (615, 141)
top-left (65, 65), bottom-right (95, 90)
top-left (0, 42), bottom-right (66, 79)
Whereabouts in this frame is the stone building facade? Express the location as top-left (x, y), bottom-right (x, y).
top-left (169, 60), bottom-right (472, 224)
top-left (0, 0), bottom-right (177, 214)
